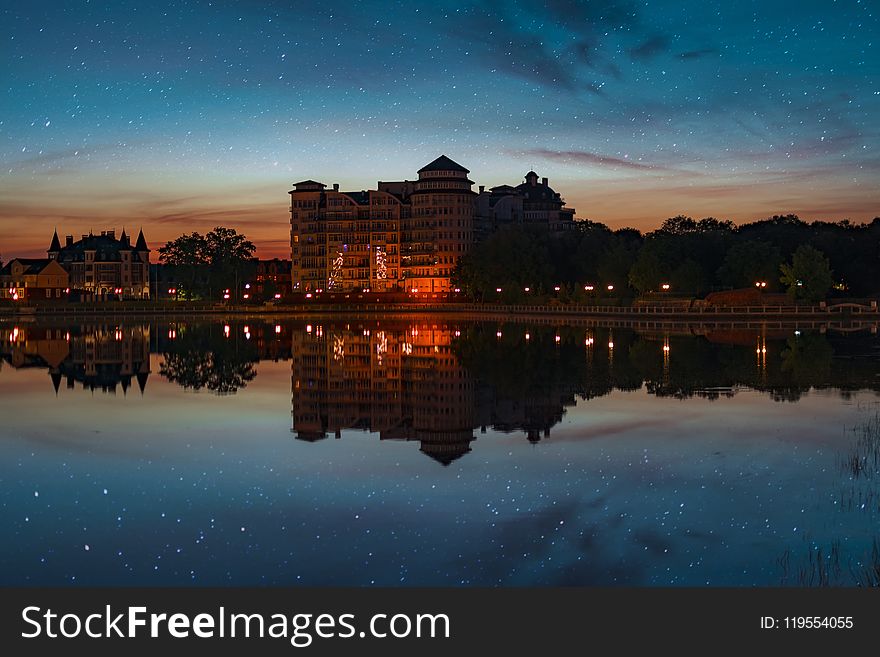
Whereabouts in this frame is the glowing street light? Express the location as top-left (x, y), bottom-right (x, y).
top-left (554, 286), bottom-right (561, 292)
top-left (755, 281), bottom-right (767, 288)
top-left (524, 287), bottom-right (530, 292)
top-left (661, 283), bottom-right (670, 291)
top-left (607, 284), bottom-right (614, 291)
top-left (584, 285), bottom-right (594, 291)
top-left (496, 287), bottom-right (502, 293)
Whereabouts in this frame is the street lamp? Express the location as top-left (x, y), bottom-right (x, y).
top-left (661, 283), bottom-right (670, 291)
top-left (755, 281), bottom-right (767, 288)
top-left (607, 284), bottom-right (614, 291)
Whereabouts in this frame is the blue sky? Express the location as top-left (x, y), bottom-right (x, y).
top-left (1, 0), bottom-right (877, 256)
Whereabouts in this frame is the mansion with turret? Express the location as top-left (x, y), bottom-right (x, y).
top-left (48, 228), bottom-right (151, 299)
top-left (289, 155), bottom-right (576, 294)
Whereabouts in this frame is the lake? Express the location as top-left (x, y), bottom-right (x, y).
top-left (1, 316), bottom-right (879, 586)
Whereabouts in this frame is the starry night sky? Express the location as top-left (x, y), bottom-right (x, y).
top-left (2, 0), bottom-right (878, 258)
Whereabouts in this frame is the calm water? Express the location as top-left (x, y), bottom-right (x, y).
top-left (1, 316), bottom-right (879, 586)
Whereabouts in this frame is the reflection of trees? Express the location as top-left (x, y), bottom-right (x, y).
top-left (160, 324), bottom-right (258, 394)
top-left (456, 327), bottom-right (880, 411)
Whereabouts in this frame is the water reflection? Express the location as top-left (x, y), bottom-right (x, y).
top-left (2, 317), bottom-right (880, 586)
top-left (2, 319), bottom-right (880, 437)
top-left (1, 324), bottom-right (150, 394)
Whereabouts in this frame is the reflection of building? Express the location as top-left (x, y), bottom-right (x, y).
top-left (1, 324), bottom-right (150, 394)
top-left (0, 258), bottom-right (69, 301)
top-left (48, 228), bottom-right (150, 298)
top-left (291, 322), bottom-right (475, 464)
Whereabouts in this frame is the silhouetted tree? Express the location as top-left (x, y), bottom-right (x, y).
top-left (158, 227), bottom-right (256, 299)
top-left (717, 240), bottom-right (782, 290)
top-left (780, 244), bottom-right (833, 302)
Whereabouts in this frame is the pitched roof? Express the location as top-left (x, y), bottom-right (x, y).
top-left (417, 155), bottom-right (469, 174)
top-left (49, 230), bottom-right (61, 252)
top-left (135, 229), bottom-right (149, 251)
top-left (1, 258), bottom-right (55, 276)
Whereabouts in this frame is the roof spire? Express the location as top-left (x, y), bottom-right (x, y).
top-left (49, 228), bottom-right (61, 252)
top-left (135, 228), bottom-right (148, 251)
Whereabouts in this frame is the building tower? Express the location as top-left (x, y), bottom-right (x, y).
top-left (403, 155), bottom-right (475, 294)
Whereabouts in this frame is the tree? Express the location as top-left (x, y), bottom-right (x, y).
top-left (717, 240), bottom-right (782, 289)
top-left (779, 245), bottom-right (833, 302)
top-left (157, 232), bottom-right (209, 298)
top-left (158, 227), bottom-right (256, 300)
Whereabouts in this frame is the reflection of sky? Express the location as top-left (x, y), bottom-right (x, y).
top-left (2, 356), bottom-right (878, 586)
top-left (2, 1), bottom-right (878, 258)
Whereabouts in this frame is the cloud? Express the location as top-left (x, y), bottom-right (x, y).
top-left (449, 0), bottom-right (641, 94)
top-left (517, 148), bottom-right (686, 173)
top-left (678, 48), bottom-right (718, 60)
top-left (629, 35), bottom-right (671, 61)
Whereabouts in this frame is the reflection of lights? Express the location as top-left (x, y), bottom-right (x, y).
top-left (243, 293), bottom-right (249, 299)
top-left (244, 283), bottom-right (250, 289)
top-left (496, 287), bottom-right (502, 293)
top-left (454, 330), bottom-right (461, 337)
top-left (608, 341), bottom-right (614, 349)
top-left (663, 344), bottom-right (670, 352)
top-left (168, 329), bottom-right (176, 339)
top-left (524, 287), bottom-right (530, 292)
top-left (411, 328), bottom-right (419, 337)
top-left (115, 329), bottom-right (123, 341)
top-left (411, 288), bottom-right (419, 293)
top-left (496, 331), bottom-right (502, 338)
top-left (525, 332), bottom-right (530, 340)
top-left (794, 330), bottom-right (801, 336)
top-left (306, 324), bottom-right (313, 333)
top-left (245, 332), bottom-right (251, 340)
top-left (316, 326), bottom-right (324, 338)
top-left (224, 325), bottom-right (230, 337)
top-left (555, 335), bottom-right (561, 343)
top-left (275, 325), bottom-right (282, 334)
top-left (274, 293), bottom-right (281, 299)
top-left (243, 326), bottom-right (249, 334)
top-left (223, 293), bottom-right (230, 300)
top-left (305, 293), bottom-right (313, 298)
top-left (403, 342), bottom-right (412, 355)
top-left (453, 288), bottom-right (461, 293)
top-left (554, 286), bottom-right (561, 292)
top-left (11, 327), bottom-right (19, 342)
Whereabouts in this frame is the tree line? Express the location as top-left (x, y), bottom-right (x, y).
top-left (453, 215), bottom-right (880, 302)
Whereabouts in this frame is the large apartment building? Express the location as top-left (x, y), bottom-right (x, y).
top-left (289, 155), bottom-right (575, 294)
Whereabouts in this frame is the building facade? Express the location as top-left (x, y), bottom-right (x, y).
top-left (48, 229), bottom-right (151, 299)
top-left (0, 258), bottom-right (69, 301)
top-left (289, 157), bottom-right (575, 294)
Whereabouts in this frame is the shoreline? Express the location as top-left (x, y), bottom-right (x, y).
top-left (1, 301), bottom-right (878, 326)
